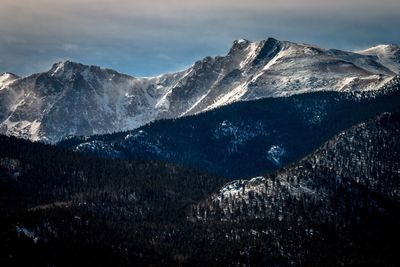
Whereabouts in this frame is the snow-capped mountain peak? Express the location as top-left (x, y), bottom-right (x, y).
top-left (356, 44), bottom-right (400, 73)
top-left (1, 38), bottom-right (399, 142)
top-left (357, 44), bottom-right (399, 54)
top-left (0, 72), bottom-right (19, 89)
top-left (229, 38), bottom-right (252, 53)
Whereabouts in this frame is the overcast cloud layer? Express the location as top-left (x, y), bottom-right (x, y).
top-left (1, 0), bottom-right (399, 77)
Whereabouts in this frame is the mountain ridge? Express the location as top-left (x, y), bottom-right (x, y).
top-left (1, 38), bottom-right (400, 142)
top-left (189, 109), bottom-right (400, 265)
top-left (58, 75), bottom-right (400, 179)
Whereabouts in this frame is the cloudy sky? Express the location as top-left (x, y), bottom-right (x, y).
top-left (1, 0), bottom-right (399, 77)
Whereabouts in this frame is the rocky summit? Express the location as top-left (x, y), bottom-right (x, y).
top-left (1, 38), bottom-right (399, 142)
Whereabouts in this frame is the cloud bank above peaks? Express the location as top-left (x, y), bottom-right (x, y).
top-left (0, 0), bottom-right (399, 76)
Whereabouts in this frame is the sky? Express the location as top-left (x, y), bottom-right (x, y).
top-left (0, 0), bottom-right (399, 77)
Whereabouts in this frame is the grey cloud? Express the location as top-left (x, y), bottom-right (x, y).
top-left (0, 0), bottom-right (399, 76)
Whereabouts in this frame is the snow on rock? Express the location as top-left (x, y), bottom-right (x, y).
top-left (1, 38), bottom-right (399, 142)
top-left (217, 176), bottom-right (266, 201)
top-left (15, 226), bottom-right (39, 243)
top-left (236, 39), bottom-right (249, 45)
top-left (356, 44), bottom-right (400, 74)
top-left (0, 72), bottom-right (19, 89)
top-left (74, 140), bottom-right (123, 158)
top-left (267, 145), bottom-right (286, 165)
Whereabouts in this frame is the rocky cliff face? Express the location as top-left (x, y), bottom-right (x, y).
top-left (1, 38), bottom-right (399, 142)
top-left (0, 62), bottom-right (185, 142)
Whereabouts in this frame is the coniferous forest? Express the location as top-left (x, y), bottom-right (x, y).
top-left (1, 107), bottom-right (400, 266)
top-left (1, 8), bottom-right (400, 264)
top-left (58, 81), bottom-right (400, 180)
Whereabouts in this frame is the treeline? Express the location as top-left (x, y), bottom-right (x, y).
top-left (58, 79), bottom-right (400, 179)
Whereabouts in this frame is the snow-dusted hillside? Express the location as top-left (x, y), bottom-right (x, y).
top-left (0, 62), bottom-right (185, 142)
top-left (0, 72), bottom-right (19, 89)
top-left (1, 38), bottom-right (399, 142)
top-left (356, 44), bottom-right (400, 74)
top-left (194, 111), bottom-right (400, 222)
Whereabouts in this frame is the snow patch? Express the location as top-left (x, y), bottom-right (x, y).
top-left (16, 226), bottom-right (39, 243)
top-left (356, 44), bottom-right (400, 74)
top-left (267, 145), bottom-right (286, 165)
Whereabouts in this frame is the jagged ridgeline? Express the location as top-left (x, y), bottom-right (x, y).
top-left (192, 110), bottom-right (400, 265)
top-left (1, 39), bottom-right (400, 143)
top-left (59, 76), bottom-right (400, 179)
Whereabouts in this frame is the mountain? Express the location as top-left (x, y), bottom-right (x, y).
top-left (0, 72), bottom-right (19, 88)
top-left (0, 61), bottom-right (186, 142)
top-left (192, 110), bottom-right (400, 265)
top-left (58, 75), bottom-right (400, 179)
top-left (356, 44), bottom-right (400, 73)
top-left (1, 38), bottom-right (400, 142)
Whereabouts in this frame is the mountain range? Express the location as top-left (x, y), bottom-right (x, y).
top-left (58, 75), bottom-right (400, 179)
top-left (1, 38), bottom-right (399, 142)
top-left (1, 37), bottom-right (400, 266)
